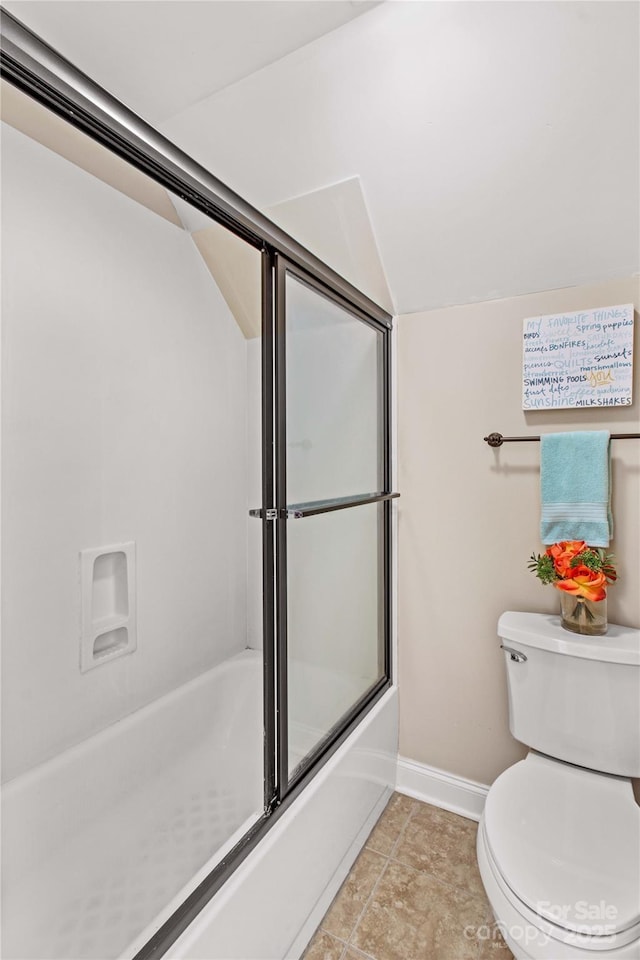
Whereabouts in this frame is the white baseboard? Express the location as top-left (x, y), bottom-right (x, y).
top-left (396, 756), bottom-right (489, 822)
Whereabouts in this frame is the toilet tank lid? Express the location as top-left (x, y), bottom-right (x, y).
top-left (498, 611), bottom-right (640, 665)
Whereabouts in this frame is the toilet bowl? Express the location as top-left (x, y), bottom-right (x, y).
top-left (478, 613), bottom-right (640, 960)
top-left (477, 752), bottom-right (640, 959)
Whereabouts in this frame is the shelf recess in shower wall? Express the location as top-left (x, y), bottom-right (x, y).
top-left (80, 542), bottom-right (137, 672)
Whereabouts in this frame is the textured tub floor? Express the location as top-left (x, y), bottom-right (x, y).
top-left (302, 793), bottom-right (514, 960)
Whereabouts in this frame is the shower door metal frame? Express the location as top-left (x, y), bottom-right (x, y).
top-left (0, 11), bottom-right (396, 959)
top-left (273, 255), bottom-right (394, 798)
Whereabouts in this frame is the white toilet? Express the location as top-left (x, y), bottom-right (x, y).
top-left (477, 611), bottom-right (640, 960)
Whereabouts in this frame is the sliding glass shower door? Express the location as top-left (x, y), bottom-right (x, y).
top-left (274, 260), bottom-right (394, 787)
top-left (1, 12), bottom-right (396, 955)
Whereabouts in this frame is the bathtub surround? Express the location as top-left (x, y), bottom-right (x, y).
top-left (398, 276), bottom-right (640, 788)
top-left (1, 120), bottom-right (259, 782)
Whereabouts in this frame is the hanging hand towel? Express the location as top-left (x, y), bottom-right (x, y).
top-left (540, 430), bottom-right (612, 547)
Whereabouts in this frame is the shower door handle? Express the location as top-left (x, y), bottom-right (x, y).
top-left (284, 492), bottom-right (399, 519)
top-left (249, 492), bottom-right (399, 521)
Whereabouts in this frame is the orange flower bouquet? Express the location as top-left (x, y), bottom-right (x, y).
top-left (528, 540), bottom-right (616, 635)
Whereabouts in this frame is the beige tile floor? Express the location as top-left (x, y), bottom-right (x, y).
top-left (303, 793), bottom-right (514, 960)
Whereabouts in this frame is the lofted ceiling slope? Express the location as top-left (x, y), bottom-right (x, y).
top-left (2, 1), bottom-right (381, 123)
top-left (3, 1), bottom-right (639, 315)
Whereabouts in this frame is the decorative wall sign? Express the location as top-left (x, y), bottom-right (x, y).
top-left (522, 303), bottom-right (634, 410)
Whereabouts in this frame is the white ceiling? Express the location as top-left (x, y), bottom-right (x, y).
top-left (2, 1), bottom-right (380, 123)
top-left (3, 1), bottom-right (639, 315)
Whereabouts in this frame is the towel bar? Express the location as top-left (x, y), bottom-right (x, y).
top-left (484, 432), bottom-right (640, 447)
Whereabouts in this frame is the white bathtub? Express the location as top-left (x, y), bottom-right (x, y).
top-left (1, 650), bottom-right (264, 960)
top-left (1, 650), bottom-right (398, 960)
top-left (168, 684), bottom-right (398, 960)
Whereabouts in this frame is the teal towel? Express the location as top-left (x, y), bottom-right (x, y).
top-left (540, 431), bottom-right (612, 547)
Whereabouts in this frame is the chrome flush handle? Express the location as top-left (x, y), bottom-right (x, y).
top-left (500, 644), bottom-right (528, 663)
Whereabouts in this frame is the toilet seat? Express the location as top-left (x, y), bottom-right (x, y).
top-left (483, 753), bottom-right (640, 950)
top-left (478, 823), bottom-right (640, 958)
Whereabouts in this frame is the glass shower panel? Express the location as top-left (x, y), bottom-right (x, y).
top-left (285, 273), bottom-right (382, 504)
top-left (1, 86), bottom-right (264, 960)
top-left (287, 503), bottom-right (384, 777)
top-left (282, 269), bottom-right (387, 781)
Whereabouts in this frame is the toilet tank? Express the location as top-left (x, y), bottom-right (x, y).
top-left (498, 611), bottom-right (640, 777)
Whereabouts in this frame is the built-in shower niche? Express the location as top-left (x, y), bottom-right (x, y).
top-left (80, 543), bottom-right (136, 672)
